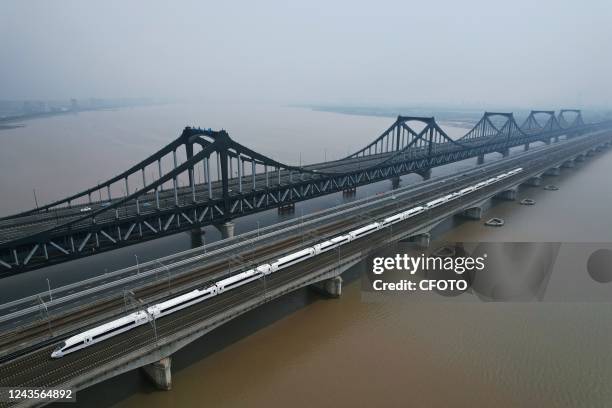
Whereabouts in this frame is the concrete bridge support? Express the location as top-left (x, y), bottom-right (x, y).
top-left (494, 188), bottom-right (518, 201)
top-left (278, 202), bottom-right (295, 215)
top-left (310, 276), bottom-right (343, 298)
top-left (477, 154), bottom-right (485, 165)
top-left (190, 227), bottom-right (204, 248)
top-left (457, 207), bottom-right (482, 220)
top-left (499, 148), bottom-right (510, 158)
top-left (417, 169), bottom-right (432, 180)
top-left (343, 186), bottom-right (357, 196)
top-left (544, 166), bottom-right (561, 176)
top-left (524, 143), bottom-right (529, 152)
top-left (408, 232), bottom-right (431, 249)
top-left (553, 136), bottom-right (559, 143)
top-left (522, 177), bottom-right (542, 187)
top-left (142, 357), bottom-right (172, 391)
top-left (391, 176), bottom-right (401, 189)
top-left (216, 221), bottom-right (235, 239)
top-left (561, 160), bottom-right (575, 168)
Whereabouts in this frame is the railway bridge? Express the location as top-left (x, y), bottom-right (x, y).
top-left (0, 109), bottom-right (606, 274)
top-left (0, 125), bottom-right (611, 406)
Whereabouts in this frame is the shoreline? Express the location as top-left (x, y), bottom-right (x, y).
top-left (307, 105), bottom-right (478, 129)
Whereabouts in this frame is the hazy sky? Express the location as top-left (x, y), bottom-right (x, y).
top-left (1, 0), bottom-right (611, 108)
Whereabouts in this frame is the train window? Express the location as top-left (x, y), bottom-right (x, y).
top-left (53, 342), bottom-right (66, 352)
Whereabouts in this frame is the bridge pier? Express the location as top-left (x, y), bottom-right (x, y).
top-left (477, 154), bottom-right (485, 165)
top-left (278, 202), bottom-right (295, 214)
top-left (310, 276), bottom-right (343, 298)
top-left (457, 207), bottom-right (482, 220)
top-left (544, 166), bottom-right (561, 176)
top-left (494, 188), bottom-right (518, 201)
top-left (561, 160), bottom-right (575, 168)
top-left (554, 136), bottom-right (559, 143)
top-left (342, 187), bottom-right (357, 197)
top-left (408, 232), bottom-right (431, 249)
top-left (499, 148), bottom-right (510, 158)
top-left (141, 357), bottom-right (172, 391)
top-left (391, 176), bottom-right (401, 189)
top-left (417, 169), bottom-right (431, 180)
top-left (190, 227), bottom-right (204, 247)
top-left (216, 221), bottom-right (235, 239)
top-left (522, 177), bottom-right (542, 187)
top-left (524, 143), bottom-right (529, 152)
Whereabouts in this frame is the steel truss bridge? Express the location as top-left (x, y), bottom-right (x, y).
top-left (0, 109), bottom-right (607, 274)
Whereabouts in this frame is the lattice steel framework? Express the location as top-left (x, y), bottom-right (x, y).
top-left (0, 109), bottom-right (606, 274)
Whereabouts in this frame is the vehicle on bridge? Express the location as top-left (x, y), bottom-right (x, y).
top-left (51, 168), bottom-right (523, 358)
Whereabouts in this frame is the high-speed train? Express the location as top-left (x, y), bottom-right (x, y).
top-left (51, 167), bottom-right (522, 358)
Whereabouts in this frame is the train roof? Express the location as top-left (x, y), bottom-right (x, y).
top-left (276, 248), bottom-right (314, 263)
top-left (217, 269), bottom-right (259, 286)
top-left (65, 312), bottom-right (146, 345)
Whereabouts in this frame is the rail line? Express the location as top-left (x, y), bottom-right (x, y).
top-left (1, 132), bottom-right (607, 363)
top-left (0, 131), bottom-right (609, 408)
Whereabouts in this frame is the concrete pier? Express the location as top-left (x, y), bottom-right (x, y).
top-left (190, 227), bottom-right (203, 248)
top-left (523, 143), bottom-right (529, 152)
top-left (477, 154), bottom-right (485, 165)
top-left (561, 160), bottom-right (575, 168)
top-left (409, 232), bottom-right (431, 249)
top-left (522, 177), bottom-right (542, 187)
top-left (499, 148), bottom-right (510, 158)
top-left (391, 176), bottom-right (401, 189)
top-left (457, 207), bottom-right (482, 220)
top-left (216, 221), bottom-right (235, 239)
top-left (278, 202), bottom-right (295, 214)
top-left (141, 357), bottom-right (172, 391)
top-left (494, 188), bottom-right (517, 201)
top-left (418, 169), bottom-right (432, 180)
top-left (342, 187), bottom-right (357, 196)
top-left (310, 276), bottom-right (343, 298)
top-left (544, 166), bottom-right (561, 176)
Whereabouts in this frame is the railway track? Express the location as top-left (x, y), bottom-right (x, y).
top-left (1, 133), bottom-right (606, 360)
top-left (0, 169), bottom-right (465, 358)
